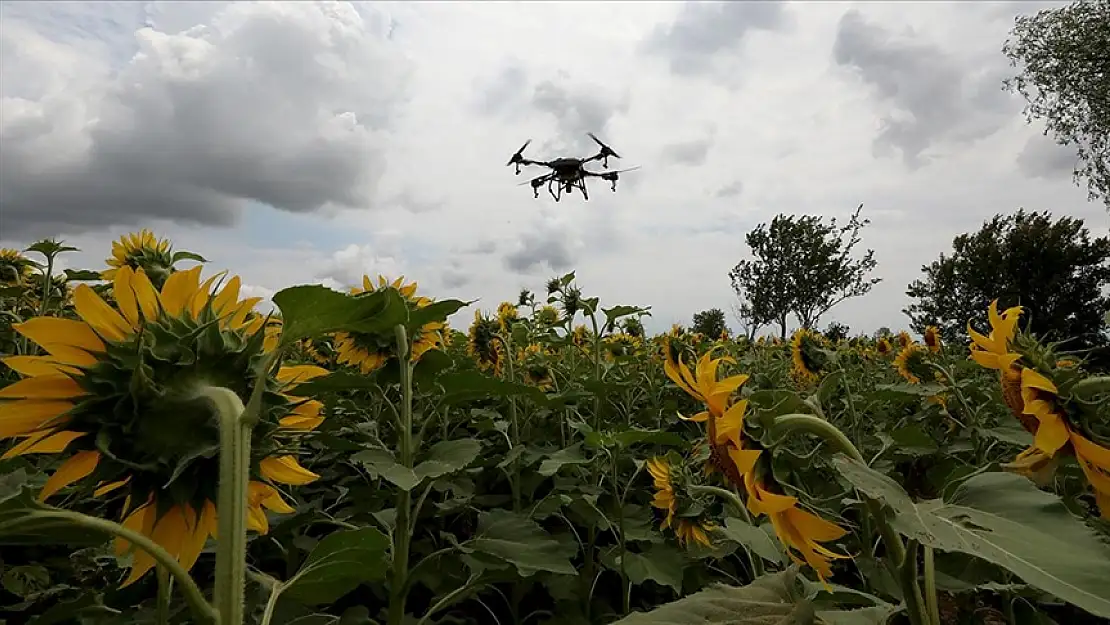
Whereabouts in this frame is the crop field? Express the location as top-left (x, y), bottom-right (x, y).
top-left (1, 233), bottom-right (1109, 625)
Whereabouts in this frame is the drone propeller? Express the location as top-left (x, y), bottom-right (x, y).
top-left (506, 139), bottom-right (532, 166)
top-left (586, 166), bottom-right (641, 179)
top-left (587, 132), bottom-right (621, 159)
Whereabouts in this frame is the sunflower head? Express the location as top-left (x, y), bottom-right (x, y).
top-left (535, 305), bottom-right (560, 326)
top-left (603, 332), bottom-right (639, 360)
top-left (571, 324), bottom-right (591, 348)
top-left (894, 342), bottom-right (931, 385)
top-left (333, 276), bottom-right (444, 374)
top-left (923, 326), bottom-right (942, 353)
top-left (561, 286), bottom-right (582, 317)
top-left (467, 310), bottom-right (504, 375)
top-left (876, 337), bottom-right (892, 356)
top-left (497, 301), bottom-right (520, 333)
top-left (790, 328), bottom-right (828, 384)
top-left (545, 277), bottom-right (561, 295)
top-left (2, 265), bottom-right (325, 585)
top-left (518, 344), bottom-right (554, 390)
top-left (622, 317), bottom-right (645, 339)
top-left (896, 331), bottom-right (912, 349)
top-left (0, 248), bottom-right (36, 286)
top-left (102, 230), bottom-right (177, 289)
top-left (645, 455), bottom-right (716, 549)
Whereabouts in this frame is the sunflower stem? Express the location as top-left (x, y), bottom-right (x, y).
top-left (156, 565), bottom-right (173, 625)
top-left (923, 545), bottom-right (941, 625)
top-left (769, 414), bottom-right (907, 571)
top-left (206, 385), bottom-right (252, 625)
top-left (388, 324), bottom-right (414, 625)
top-left (687, 484), bottom-right (764, 578)
top-left (7, 510), bottom-right (216, 623)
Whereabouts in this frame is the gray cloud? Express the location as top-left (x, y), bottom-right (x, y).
top-left (0, 2), bottom-right (410, 238)
top-left (641, 2), bottom-right (788, 75)
top-left (387, 189), bottom-right (444, 214)
top-left (715, 180), bottom-right (744, 198)
top-left (1016, 134), bottom-right (1079, 180)
top-left (832, 9), bottom-right (1017, 169)
top-left (531, 79), bottom-right (629, 155)
top-left (503, 227), bottom-right (578, 274)
top-left (662, 137), bottom-right (713, 166)
top-left (474, 64), bottom-right (528, 116)
top-left (441, 262), bottom-right (471, 289)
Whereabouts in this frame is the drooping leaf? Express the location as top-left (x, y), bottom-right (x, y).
top-left (460, 509), bottom-right (576, 576)
top-left (537, 443), bottom-right (591, 477)
top-left (408, 299), bottom-right (472, 330)
top-left (833, 455), bottom-right (1110, 619)
top-left (620, 545), bottom-right (686, 592)
top-left (278, 527), bottom-right (390, 606)
top-left (170, 250), bottom-right (208, 264)
top-left (414, 439), bottom-right (482, 481)
top-left (351, 449), bottom-right (420, 492)
top-left (437, 370), bottom-right (546, 405)
top-left (609, 569), bottom-right (811, 624)
top-left (0, 471), bottom-right (106, 546)
top-left (62, 269), bottom-right (104, 282)
top-left (272, 285), bottom-right (407, 346)
top-left (719, 517), bottom-right (784, 564)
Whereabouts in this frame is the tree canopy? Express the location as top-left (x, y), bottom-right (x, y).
top-left (904, 209), bottom-right (1110, 352)
top-left (729, 205), bottom-right (880, 339)
top-left (1004, 0), bottom-right (1110, 210)
top-left (691, 308), bottom-right (727, 338)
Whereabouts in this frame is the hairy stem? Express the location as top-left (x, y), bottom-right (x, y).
top-left (205, 385), bottom-right (252, 625)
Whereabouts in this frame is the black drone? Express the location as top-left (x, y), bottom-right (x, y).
top-left (506, 133), bottom-right (640, 201)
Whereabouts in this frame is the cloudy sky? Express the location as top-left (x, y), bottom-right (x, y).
top-left (1, 0), bottom-right (1103, 336)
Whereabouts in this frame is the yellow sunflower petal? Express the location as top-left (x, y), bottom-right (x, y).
top-left (14, 318), bottom-right (106, 354)
top-left (0, 400), bottom-right (74, 437)
top-left (1, 430), bottom-right (85, 459)
top-left (259, 455), bottom-right (320, 486)
top-left (177, 503), bottom-right (212, 573)
top-left (0, 375), bottom-right (85, 400)
top-left (276, 365), bottom-right (330, 385)
top-left (113, 267), bottom-right (141, 329)
top-left (161, 266), bottom-right (202, 317)
top-left (131, 268), bottom-right (161, 321)
top-left (1, 355), bottom-right (80, 377)
top-left (73, 284), bottom-right (131, 341)
top-left (38, 450), bottom-right (100, 501)
top-left (94, 477), bottom-right (132, 497)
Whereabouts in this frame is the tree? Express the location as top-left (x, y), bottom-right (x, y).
top-left (692, 308), bottom-right (727, 338)
top-left (1003, 0), bottom-right (1110, 210)
top-left (728, 204), bottom-right (881, 339)
top-left (904, 210), bottom-right (1110, 351)
top-left (824, 321), bottom-right (850, 342)
top-left (730, 300), bottom-right (763, 341)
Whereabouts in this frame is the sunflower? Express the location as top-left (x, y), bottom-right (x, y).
top-left (517, 344), bottom-right (554, 390)
top-left (790, 329), bottom-right (826, 385)
top-left (101, 230), bottom-right (176, 288)
top-left (467, 310), bottom-right (504, 375)
top-left (496, 302), bottom-right (519, 333)
top-left (0, 265), bottom-right (325, 586)
top-left (646, 457), bottom-right (715, 548)
top-left (662, 343), bottom-right (761, 489)
top-left (875, 337), bottom-right (892, 356)
top-left (923, 326), bottom-right (942, 353)
top-left (535, 305), bottom-right (560, 326)
top-left (0, 248), bottom-right (36, 286)
top-left (333, 276), bottom-right (444, 374)
top-left (603, 332), bottom-right (639, 360)
top-left (571, 325), bottom-right (591, 349)
top-left (896, 331), bottom-right (912, 349)
top-left (744, 474), bottom-right (849, 586)
top-left (893, 343), bottom-right (930, 385)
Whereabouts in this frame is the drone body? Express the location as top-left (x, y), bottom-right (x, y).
top-left (506, 133), bottom-right (640, 201)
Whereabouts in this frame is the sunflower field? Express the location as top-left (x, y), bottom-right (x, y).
top-left (1, 232), bottom-right (1109, 625)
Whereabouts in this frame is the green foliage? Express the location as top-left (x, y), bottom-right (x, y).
top-left (1004, 0), bottom-right (1110, 210)
top-left (903, 209), bottom-right (1110, 352)
top-left (691, 308), bottom-right (726, 339)
top-left (729, 205), bottom-right (880, 338)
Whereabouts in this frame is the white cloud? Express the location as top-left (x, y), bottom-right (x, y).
top-left (1, 0), bottom-right (1102, 338)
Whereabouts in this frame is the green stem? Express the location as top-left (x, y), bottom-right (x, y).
top-left (609, 450), bottom-right (630, 615)
top-left (901, 540), bottom-right (929, 625)
top-left (687, 484), bottom-right (764, 577)
top-left (414, 576), bottom-right (482, 625)
top-left (6, 510), bottom-right (216, 623)
top-left (923, 545), bottom-right (941, 625)
top-left (498, 334), bottom-right (522, 513)
top-left (157, 565), bottom-right (172, 625)
top-left (388, 325), bottom-right (414, 625)
top-left (770, 414), bottom-right (907, 569)
top-left (205, 385), bottom-right (251, 625)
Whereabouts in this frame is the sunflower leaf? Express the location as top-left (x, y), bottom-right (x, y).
top-left (537, 443), bottom-right (591, 476)
top-left (413, 439), bottom-right (482, 481)
top-left (170, 250), bottom-right (208, 264)
top-left (609, 569), bottom-right (812, 624)
top-left (407, 299), bottom-right (472, 330)
top-left (719, 517), bottom-right (785, 565)
top-left (62, 269), bottom-right (103, 282)
top-left (351, 449), bottom-right (420, 491)
top-left (832, 455), bottom-right (1110, 619)
top-left (272, 285), bottom-right (407, 346)
top-left (437, 370), bottom-right (547, 405)
top-left (273, 527), bottom-right (390, 606)
top-left (618, 545), bottom-right (686, 592)
top-left (457, 509), bottom-right (577, 576)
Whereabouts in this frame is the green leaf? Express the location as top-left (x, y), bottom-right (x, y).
top-left (832, 455), bottom-right (1110, 619)
top-left (0, 471), bottom-right (106, 546)
top-left (170, 250), bottom-right (208, 264)
top-left (886, 424), bottom-right (938, 456)
top-left (719, 517), bottom-right (784, 564)
top-left (437, 370), bottom-right (546, 405)
top-left (981, 421), bottom-right (1035, 448)
top-left (460, 509), bottom-right (576, 576)
top-left (609, 569), bottom-right (811, 624)
top-left (603, 305), bottom-right (651, 326)
top-left (612, 428), bottom-right (687, 449)
top-left (63, 269), bottom-right (103, 281)
top-left (272, 285), bottom-right (407, 346)
top-left (277, 527), bottom-right (390, 606)
top-left (351, 449), bottom-right (420, 491)
top-left (414, 439), bottom-right (482, 481)
top-left (537, 443), bottom-right (591, 476)
top-left (621, 546), bottom-right (686, 592)
top-left (409, 299), bottom-right (471, 330)
top-left (815, 606), bottom-right (899, 625)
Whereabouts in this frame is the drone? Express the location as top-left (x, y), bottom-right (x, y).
top-left (506, 133), bottom-right (641, 201)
